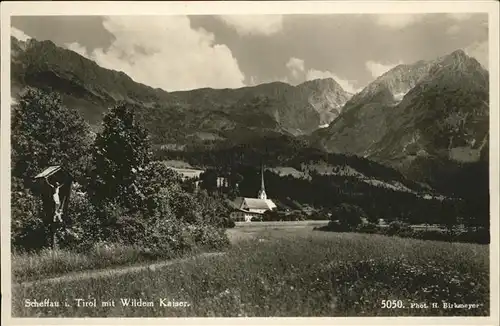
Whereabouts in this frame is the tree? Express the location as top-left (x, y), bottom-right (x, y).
top-left (88, 102), bottom-right (151, 208)
top-left (194, 190), bottom-right (234, 228)
top-left (11, 88), bottom-right (93, 251)
top-left (11, 178), bottom-right (46, 251)
top-left (200, 169), bottom-right (218, 192)
top-left (227, 171), bottom-right (244, 198)
top-left (11, 87), bottom-right (92, 188)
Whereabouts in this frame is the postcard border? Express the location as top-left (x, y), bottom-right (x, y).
top-left (1, 2), bottom-right (499, 326)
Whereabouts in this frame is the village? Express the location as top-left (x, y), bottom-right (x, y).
top-left (170, 165), bottom-right (278, 222)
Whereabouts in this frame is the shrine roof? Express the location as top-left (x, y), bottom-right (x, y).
top-left (34, 166), bottom-right (62, 179)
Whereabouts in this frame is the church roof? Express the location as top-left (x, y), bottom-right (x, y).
top-left (242, 198), bottom-right (276, 210)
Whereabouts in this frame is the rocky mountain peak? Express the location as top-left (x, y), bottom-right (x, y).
top-left (429, 49), bottom-right (484, 73)
top-left (296, 78), bottom-right (352, 126)
top-left (299, 77), bottom-right (341, 90)
top-left (310, 48), bottom-right (489, 177)
top-left (448, 49), bottom-right (468, 60)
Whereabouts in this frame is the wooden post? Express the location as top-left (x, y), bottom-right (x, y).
top-left (52, 222), bottom-right (59, 250)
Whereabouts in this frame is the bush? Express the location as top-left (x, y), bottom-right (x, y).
top-left (135, 219), bottom-right (229, 256)
top-left (139, 218), bottom-right (193, 255)
top-left (59, 187), bottom-right (102, 251)
top-left (263, 210), bottom-right (281, 221)
top-left (356, 222), bottom-right (380, 234)
top-left (455, 227), bottom-right (489, 244)
top-left (308, 210), bottom-right (330, 220)
top-left (111, 215), bottom-right (148, 245)
top-left (366, 215), bottom-right (380, 225)
top-left (191, 190), bottom-right (234, 228)
top-left (190, 224), bottom-right (230, 250)
top-left (289, 211), bottom-right (307, 221)
top-left (331, 203), bottom-right (365, 229)
top-left (384, 220), bottom-right (412, 236)
top-left (11, 187), bottom-right (47, 252)
top-left (167, 186), bottom-right (201, 224)
top-left (409, 229), bottom-right (453, 242)
top-left (408, 228), bottom-right (490, 244)
top-left (324, 220), bottom-right (351, 232)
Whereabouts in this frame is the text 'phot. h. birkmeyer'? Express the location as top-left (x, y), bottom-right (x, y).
top-left (1, 1), bottom-right (499, 326)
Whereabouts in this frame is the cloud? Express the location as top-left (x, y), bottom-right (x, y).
top-left (365, 60), bottom-right (403, 78)
top-left (11, 27), bottom-right (31, 42)
top-left (446, 24), bottom-right (461, 35)
top-left (286, 57), bottom-right (305, 78)
top-left (279, 76), bottom-right (291, 84)
top-left (283, 56), bottom-right (358, 93)
top-left (374, 14), bottom-right (425, 28)
top-left (65, 42), bottom-right (90, 58)
top-left (447, 13), bottom-right (473, 21)
top-left (64, 16), bottom-right (245, 91)
top-left (464, 41), bottom-right (488, 69)
top-left (217, 15), bottom-right (283, 36)
top-left (248, 76), bottom-right (259, 86)
top-left (305, 69), bottom-right (359, 94)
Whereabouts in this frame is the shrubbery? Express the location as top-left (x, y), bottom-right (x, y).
top-left (355, 222), bottom-right (379, 234)
top-left (319, 217), bottom-right (489, 244)
top-left (313, 200), bottom-right (488, 244)
top-left (333, 204), bottom-right (365, 228)
top-left (11, 91), bottom-right (231, 257)
top-left (321, 203), bottom-right (365, 232)
top-left (405, 227), bottom-right (489, 244)
top-left (11, 184), bottom-right (46, 251)
top-left (308, 210), bottom-right (330, 220)
top-left (384, 221), bottom-right (413, 236)
top-left (262, 210), bottom-right (308, 222)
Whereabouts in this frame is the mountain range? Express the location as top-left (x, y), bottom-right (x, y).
top-left (10, 35), bottom-right (489, 196)
top-left (310, 49), bottom-right (489, 184)
top-left (11, 36), bottom-right (351, 150)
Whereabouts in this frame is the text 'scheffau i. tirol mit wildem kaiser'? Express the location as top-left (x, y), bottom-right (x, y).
top-left (8, 12), bottom-right (492, 319)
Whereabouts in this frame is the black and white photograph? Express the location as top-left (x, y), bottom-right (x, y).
top-left (1, 1), bottom-right (499, 324)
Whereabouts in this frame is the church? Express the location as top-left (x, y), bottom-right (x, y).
top-left (230, 166), bottom-right (277, 222)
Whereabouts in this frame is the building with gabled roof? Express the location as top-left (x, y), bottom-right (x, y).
top-left (230, 166), bottom-right (277, 222)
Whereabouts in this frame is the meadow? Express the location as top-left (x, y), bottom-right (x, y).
top-left (12, 224), bottom-right (489, 317)
top-left (12, 243), bottom-right (208, 284)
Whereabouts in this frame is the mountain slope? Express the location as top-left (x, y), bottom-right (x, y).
top-left (311, 50), bottom-right (489, 184)
top-left (11, 37), bottom-right (171, 125)
top-left (159, 133), bottom-right (435, 196)
top-left (368, 50), bottom-right (489, 169)
top-left (310, 59), bottom-right (435, 155)
top-left (11, 36), bottom-right (351, 147)
top-left (295, 78), bottom-right (351, 126)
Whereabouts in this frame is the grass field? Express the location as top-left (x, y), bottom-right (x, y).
top-left (12, 224), bottom-right (489, 317)
top-left (12, 243), bottom-right (208, 284)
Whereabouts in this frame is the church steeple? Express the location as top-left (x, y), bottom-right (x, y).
top-left (258, 164), bottom-right (267, 200)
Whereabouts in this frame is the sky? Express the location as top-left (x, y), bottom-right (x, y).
top-left (11, 13), bottom-right (488, 93)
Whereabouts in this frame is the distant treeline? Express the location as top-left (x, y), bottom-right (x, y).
top-left (156, 136), bottom-right (489, 229)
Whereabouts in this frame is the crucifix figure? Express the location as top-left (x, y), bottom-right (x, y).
top-left (45, 177), bottom-right (64, 223)
top-left (34, 165), bottom-right (74, 250)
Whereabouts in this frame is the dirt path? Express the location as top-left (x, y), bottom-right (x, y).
top-left (15, 252), bottom-right (225, 287)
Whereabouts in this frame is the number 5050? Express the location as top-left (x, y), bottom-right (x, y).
top-left (381, 300), bottom-right (404, 308)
